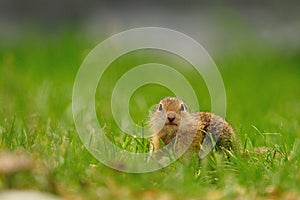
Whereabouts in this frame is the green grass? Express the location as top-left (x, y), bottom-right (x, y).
top-left (0, 29), bottom-right (300, 199)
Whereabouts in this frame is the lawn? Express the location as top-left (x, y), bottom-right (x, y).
top-left (0, 28), bottom-right (300, 199)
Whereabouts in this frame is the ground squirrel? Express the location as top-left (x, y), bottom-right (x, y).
top-left (150, 97), bottom-right (236, 158)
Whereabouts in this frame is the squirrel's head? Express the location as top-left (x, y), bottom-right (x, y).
top-left (150, 97), bottom-right (189, 134)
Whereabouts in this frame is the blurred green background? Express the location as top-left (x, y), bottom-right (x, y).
top-left (0, 1), bottom-right (300, 199)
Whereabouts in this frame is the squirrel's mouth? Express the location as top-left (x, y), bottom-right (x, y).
top-left (165, 122), bottom-right (178, 126)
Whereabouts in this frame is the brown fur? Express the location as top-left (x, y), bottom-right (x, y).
top-left (150, 97), bottom-right (236, 157)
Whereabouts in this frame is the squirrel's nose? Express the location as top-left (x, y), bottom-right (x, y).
top-left (167, 113), bottom-right (176, 122)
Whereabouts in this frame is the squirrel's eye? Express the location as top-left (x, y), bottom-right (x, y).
top-left (180, 104), bottom-right (185, 111)
top-left (158, 104), bottom-right (163, 111)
